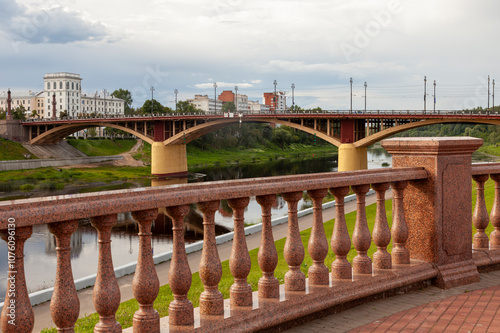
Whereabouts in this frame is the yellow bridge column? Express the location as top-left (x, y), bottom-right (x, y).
top-left (338, 144), bottom-right (368, 172)
top-left (151, 142), bottom-right (188, 177)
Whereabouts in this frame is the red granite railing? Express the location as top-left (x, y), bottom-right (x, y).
top-left (471, 163), bottom-right (500, 269)
top-left (1, 137), bottom-right (499, 333)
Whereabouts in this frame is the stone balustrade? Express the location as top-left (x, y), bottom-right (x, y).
top-left (2, 137), bottom-right (500, 332)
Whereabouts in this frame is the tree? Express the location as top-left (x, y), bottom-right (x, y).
top-left (176, 100), bottom-right (199, 113)
top-left (141, 99), bottom-right (164, 114)
top-left (59, 111), bottom-right (68, 118)
top-left (111, 89), bottom-right (133, 115)
top-left (0, 109), bottom-right (5, 120)
top-left (87, 127), bottom-right (98, 138)
top-left (271, 127), bottom-right (293, 150)
top-left (12, 106), bottom-right (26, 120)
top-left (221, 102), bottom-right (236, 113)
top-left (30, 110), bottom-right (38, 119)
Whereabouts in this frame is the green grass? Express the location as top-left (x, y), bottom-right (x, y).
top-left (0, 138), bottom-right (38, 160)
top-left (66, 139), bottom-right (138, 156)
top-left (186, 144), bottom-right (337, 167)
top-left (478, 144), bottom-right (500, 158)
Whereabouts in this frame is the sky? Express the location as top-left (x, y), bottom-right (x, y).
top-left (0, 0), bottom-right (498, 110)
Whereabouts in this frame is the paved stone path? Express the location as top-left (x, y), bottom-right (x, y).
top-left (286, 270), bottom-right (500, 333)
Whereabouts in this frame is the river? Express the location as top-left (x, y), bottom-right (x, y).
top-left (0, 147), bottom-right (496, 301)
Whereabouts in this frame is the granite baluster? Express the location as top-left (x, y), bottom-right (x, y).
top-left (282, 191), bottom-right (306, 292)
top-left (351, 184), bottom-right (372, 275)
top-left (330, 186), bottom-right (352, 280)
top-left (90, 214), bottom-right (122, 332)
top-left (227, 197), bottom-right (252, 307)
top-left (165, 205), bottom-right (194, 327)
top-left (48, 220), bottom-right (80, 333)
top-left (306, 189), bottom-right (329, 286)
top-left (131, 209), bottom-right (160, 332)
top-left (472, 174), bottom-right (490, 249)
top-left (0, 226), bottom-right (34, 333)
top-left (490, 174), bottom-right (500, 249)
top-left (256, 194), bottom-right (279, 299)
top-left (372, 183), bottom-right (392, 270)
top-left (391, 181), bottom-right (410, 265)
top-left (197, 200), bottom-right (224, 315)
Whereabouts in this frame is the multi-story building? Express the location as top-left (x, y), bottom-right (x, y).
top-left (263, 91), bottom-right (287, 112)
top-left (0, 72), bottom-right (124, 119)
top-left (218, 90), bottom-right (250, 113)
top-left (187, 94), bottom-right (223, 113)
top-left (248, 100), bottom-right (270, 114)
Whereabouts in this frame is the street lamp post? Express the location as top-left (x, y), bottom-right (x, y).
top-left (150, 86), bottom-right (155, 116)
top-left (103, 89), bottom-right (107, 117)
top-left (433, 80), bottom-right (436, 113)
top-left (291, 83), bottom-right (295, 111)
top-left (493, 79), bottom-right (495, 113)
top-left (273, 80), bottom-right (277, 114)
top-left (350, 77), bottom-right (353, 113)
top-left (174, 89), bottom-right (178, 111)
top-left (424, 76), bottom-right (427, 113)
top-left (364, 82), bottom-right (367, 112)
top-left (213, 82), bottom-right (217, 114)
top-left (235, 85), bottom-right (238, 113)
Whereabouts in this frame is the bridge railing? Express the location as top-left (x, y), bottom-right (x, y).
top-left (22, 108), bottom-right (500, 123)
top-left (1, 137), bottom-right (498, 332)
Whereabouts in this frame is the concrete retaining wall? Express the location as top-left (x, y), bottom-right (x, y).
top-left (0, 155), bottom-right (123, 171)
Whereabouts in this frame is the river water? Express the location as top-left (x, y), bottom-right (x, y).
top-left (0, 147), bottom-right (495, 301)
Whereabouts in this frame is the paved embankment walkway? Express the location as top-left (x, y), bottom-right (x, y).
top-left (33, 191), bottom-right (383, 332)
top-left (286, 270), bottom-right (500, 333)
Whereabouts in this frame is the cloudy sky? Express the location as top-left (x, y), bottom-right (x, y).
top-left (0, 0), bottom-right (498, 110)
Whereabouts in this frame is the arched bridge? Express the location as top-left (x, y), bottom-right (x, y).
top-left (21, 110), bottom-right (500, 176)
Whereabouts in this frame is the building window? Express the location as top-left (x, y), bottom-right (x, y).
top-left (66, 82), bottom-right (69, 89)
top-left (71, 82), bottom-right (74, 90)
top-left (53, 82), bottom-right (56, 89)
top-left (59, 82), bottom-right (62, 89)
top-left (47, 82), bottom-right (50, 90)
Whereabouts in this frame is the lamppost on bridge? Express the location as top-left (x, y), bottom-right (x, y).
top-left (273, 79), bottom-right (277, 114)
top-left (174, 89), bottom-right (178, 111)
top-left (235, 85), bottom-right (238, 113)
top-left (493, 79), bottom-right (495, 113)
top-left (364, 82), bottom-right (367, 112)
top-left (433, 80), bottom-right (436, 113)
top-left (150, 86), bottom-right (155, 117)
top-left (291, 83), bottom-right (295, 110)
top-left (424, 76), bottom-right (427, 114)
top-left (488, 75), bottom-right (490, 111)
top-left (103, 89), bottom-right (108, 117)
top-left (350, 77), bottom-right (353, 113)
top-left (213, 82), bottom-right (217, 114)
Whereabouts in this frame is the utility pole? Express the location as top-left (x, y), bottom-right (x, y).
top-left (273, 80), bottom-right (277, 114)
top-left (174, 89), bottom-right (178, 111)
top-left (433, 80), bottom-right (436, 112)
top-left (364, 81), bottom-right (367, 112)
top-left (213, 82), bottom-right (217, 114)
top-left (424, 76), bottom-right (427, 113)
top-left (150, 86), bottom-right (155, 116)
top-left (350, 77), bottom-right (353, 113)
top-left (235, 85), bottom-right (238, 113)
top-left (291, 83), bottom-right (295, 110)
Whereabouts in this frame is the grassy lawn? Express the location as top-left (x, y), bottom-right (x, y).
top-left (66, 139), bottom-right (138, 156)
top-left (0, 138), bottom-right (38, 160)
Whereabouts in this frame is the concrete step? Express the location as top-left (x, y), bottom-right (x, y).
top-left (22, 141), bottom-right (87, 159)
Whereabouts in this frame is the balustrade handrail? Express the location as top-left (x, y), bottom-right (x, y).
top-left (471, 162), bottom-right (500, 175)
top-left (0, 167), bottom-right (427, 230)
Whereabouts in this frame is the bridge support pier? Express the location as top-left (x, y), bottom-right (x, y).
top-left (338, 144), bottom-right (367, 172)
top-left (151, 142), bottom-right (188, 178)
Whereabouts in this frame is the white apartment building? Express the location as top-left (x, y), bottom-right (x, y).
top-left (0, 73), bottom-right (124, 118)
top-left (248, 100), bottom-right (271, 114)
top-left (187, 95), bottom-right (223, 113)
